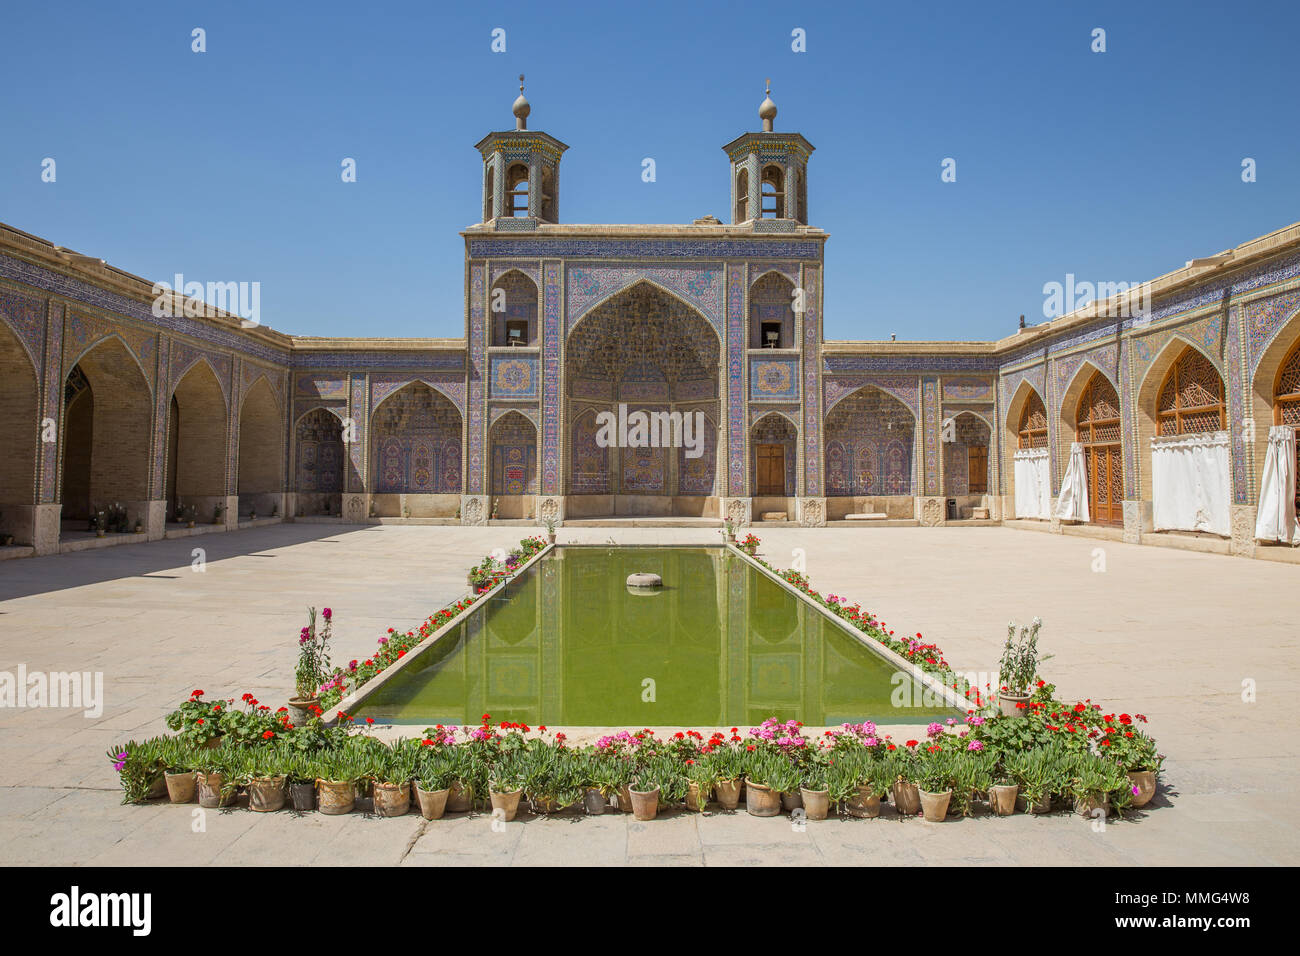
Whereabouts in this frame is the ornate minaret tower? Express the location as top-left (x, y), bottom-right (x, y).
top-left (474, 76), bottom-right (568, 229)
top-left (721, 81), bottom-right (814, 229)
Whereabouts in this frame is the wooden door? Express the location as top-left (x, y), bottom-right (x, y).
top-left (967, 445), bottom-right (988, 493)
top-left (756, 444), bottom-right (785, 496)
top-left (1077, 373), bottom-right (1124, 526)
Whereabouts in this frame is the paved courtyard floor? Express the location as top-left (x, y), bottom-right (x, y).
top-left (0, 523), bottom-right (1295, 866)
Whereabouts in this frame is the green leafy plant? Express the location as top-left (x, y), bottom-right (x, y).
top-left (999, 617), bottom-right (1050, 697)
top-left (294, 607), bottom-right (333, 701)
top-left (107, 738), bottom-right (167, 805)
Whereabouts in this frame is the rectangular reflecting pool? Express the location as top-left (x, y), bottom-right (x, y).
top-left (353, 547), bottom-right (956, 726)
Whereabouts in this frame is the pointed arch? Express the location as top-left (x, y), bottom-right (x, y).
top-left (236, 377), bottom-right (284, 516)
top-left (65, 332), bottom-right (154, 391)
top-left (61, 337), bottom-right (152, 521)
top-left (567, 277), bottom-right (723, 350)
top-left (489, 409), bottom-right (538, 499)
top-left (943, 410), bottom-right (992, 496)
top-left (824, 385), bottom-right (915, 497)
top-left (749, 271), bottom-right (795, 349)
top-left (751, 410), bottom-right (798, 497)
top-left (370, 381), bottom-right (462, 496)
top-left (490, 270), bottom-right (539, 347)
top-left (167, 358), bottom-right (229, 515)
top-left (1250, 306), bottom-right (1300, 511)
top-left (1002, 380), bottom-right (1048, 519)
top-left (1065, 368), bottom-right (1124, 526)
top-left (569, 406), bottom-right (610, 495)
top-left (0, 316), bottom-right (41, 544)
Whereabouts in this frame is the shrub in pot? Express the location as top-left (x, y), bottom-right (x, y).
top-left (289, 606), bottom-right (334, 719)
top-left (159, 737), bottom-right (199, 803)
top-left (741, 750), bottom-right (785, 817)
top-left (683, 758), bottom-right (716, 813)
top-left (706, 745), bottom-right (744, 811)
top-left (371, 743), bottom-right (416, 817)
top-left (913, 748), bottom-right (955, 822)
top-left (235, 749), bottom-right (287, 813)
top-left (284, 752), bottom-right (319, 811)
top-left (1069, 753), bottom-right (1129, 819)
top-left (316, 747), bottom-right (366, 815)
top-left (989, 752), bottom-right (1023, 816)
top-left (889, 747), bottom-right (922, 816)
top-left (1013, 744), bottom-right (1064, 814)
top-left (413, 747), bottom-right (456, 820)
top-left (489, 753), bottom-right (526, 822)
top-left (521, 739), bottom-right (584, 814)
top-left (997, 617), bottom-right (1050, 716)
top-left (949, 750), bottom-right (992, 817)
top-left (193, 748), bottom-right (237, 809)
top-left (1104, 725), bottom-right (1162, 809)
top-left (628, 756), bottom-right (685, 822)
top-left (798, 755), bottom-right (830, 821)
top-left (107, 738), bottom-right (168, 805)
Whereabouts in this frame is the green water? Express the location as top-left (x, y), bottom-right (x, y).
top-left (354, 547), bottom-right (955, 727)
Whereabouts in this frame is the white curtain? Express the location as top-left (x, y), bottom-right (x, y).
top-left (1055, 442), bottom-right (1090, 522)
top-left (1255, 425), bottom-right (1299, 544)
top-left (1013, 447), bottom-right (1051, 519)
top-left (1151, 430), bottom-right (1231, 536)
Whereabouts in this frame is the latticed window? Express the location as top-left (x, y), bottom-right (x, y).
top-left (1017, 391), bottom-right (1048, 448)
top-left (1276, 339), bottom-right (1300, 427)
top-left (1077, 373), bottom-right (1121, 444)
top-left (1156, 347), bottom-right (1226, 435)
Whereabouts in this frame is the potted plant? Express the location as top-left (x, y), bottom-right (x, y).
top-left (721, 517), bottom-right (736, 544)
top-left (742, 750), bottom-right (784, 817)
top-left (239, 749), bottom-right (288, 813)
top-left (707, 745), bottom-right (745, 810)
top-left (213, 502), bottom-right (223, 525)
top-left (289, 607), bottom-right (332, 722)
top-left (683, 758), bottom-right (715, 813)
top-left (628, 755), bottom-right (684, 821)
top-left (522, 741), bottom-right (583, 815)
top-left (160, 737), bottom-right (198, 803)
top-left (1013, 746), bottom-right (1059, 814)
top-left (133, 518), bottom-right (143, 534)
top-left (107, 738), bottom-right (168, 804)
top-left (193, 748), bottom-right (236, 809)
top-left (890, 747), bottom-right (922, 817)
top-left (372, 743), bottom-right (415, 817)
top-left (914, 748), bottom-right (955, 822)
top-left (799, 753), bottom-right (831, 821)
top-left (949, 751), bottom-right (991, 817)
top-left (989, 752), bottom-right (1022, 816)
top-left (544, 516), bottom-right (557, 545)
top-left (285, 751), bottom-right (319, 811)
top-left (1107, 724), bottom-right (1163, 808)
top-left (489, 752), bottom-right (525, 822)
top-left (414, 747), bottom-right (456, 820)
top-left (316, 746), bottom-right (366, 815)
top-left (998, 617), bottom-right (1049, 716)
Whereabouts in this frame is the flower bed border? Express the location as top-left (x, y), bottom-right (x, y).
top-left (324, 541), bottom-right (554, 723)
top-left (726, 543), bottom-right (970, 714)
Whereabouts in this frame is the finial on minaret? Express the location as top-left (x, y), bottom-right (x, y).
top-left (759, 78), bottom-right (777, 132)
top-left (512, 74), bottom-right (530, 130)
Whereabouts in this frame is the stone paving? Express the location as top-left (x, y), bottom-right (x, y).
top-left (0, 523), bottom-right (1296, 866)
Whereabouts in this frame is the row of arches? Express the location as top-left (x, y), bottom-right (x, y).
top-left (1009, 336), bottom-right (1300, 530)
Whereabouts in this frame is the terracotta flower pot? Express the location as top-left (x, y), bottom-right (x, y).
top-left (628, 787), bottom-right (660, 821)
top-left (316, 779), bottom-right (356, 815)
top-left (892, 780), bottom-right (921, 816)
top-left (374, 780), bottom-right (411, 817)
top-left (287, 697), bottom-right (318, 726)
top-left (845, 786), bottom-right (883, 819)
top-left (745, 780), bottom-right (782, 817)
top-left (248, 776), bottom-right (287, 812)
top-left (164, 771), bottom-right (197, 804)
top-left (714, 778), bottom-right (742, 811)
top-left (685, 781), bottom-right (711, 812)
top-left (617, 784), bottom-right (634, 813)
top-left (415, 785), bottom-right (450, 820)
top-left (919, 788), bottom-right (952, 822)
top-left (989, 783), bottom-right (1019, 816)
top-left (781, 791), bottom-right (803, 811)
top-left (800, 788), bottom-right (830, 821)
top-left (490, 788), bottom-right (523, 822)
top-left (583, 788), bottom-right (607, 815)
top-left (1016, 793), bottom-right (1053, 814)
top-left (446, 780), bottom-right (473, 812)
top-left (1127, 771), bottom-right (1157, 808)
top-left (531, 795), bottom-right (569, 814)
top-left (195, 772), bottom-right (232, 808)
top-left (289, 782), bottom-right (316, 811)
top-left (999, 692), bottom-right (1031, 717)
top-left (1074, 791), bottom-right (1109, 819)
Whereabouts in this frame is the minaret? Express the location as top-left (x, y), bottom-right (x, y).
top-left (474, 75), bottom-right (568, 227)
top-left (722, 80), bottom-right (814, 228)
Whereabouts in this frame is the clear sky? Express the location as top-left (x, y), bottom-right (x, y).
top-left (2, 0), bottom-right (1296, 342)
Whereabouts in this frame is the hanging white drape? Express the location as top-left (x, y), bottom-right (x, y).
top-left (1255, 425), bottom-right (1299, 544)
top-left (1013, 447), bottom-right (1051, 519)
top-left (1151, 430), bottom-right (1231, 536)
top-left (1054, 442), bottom-right (1090, 522)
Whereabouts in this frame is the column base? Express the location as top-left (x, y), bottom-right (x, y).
top-left (1231, 503), bottom-right (1257, 557)
top-left (343, 493), bottom-right (369, 523)
top-left (917, 496), bottom-right (945, 527)
top-left (460, 495), bottom-right (489, 526)
top-left (797, 497), bottom-right (826, 528)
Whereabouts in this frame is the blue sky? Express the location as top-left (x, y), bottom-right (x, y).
top-left (2, 0), bottom-right (1296, 342)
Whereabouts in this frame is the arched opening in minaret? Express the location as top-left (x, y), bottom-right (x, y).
top-left (760, 165), bottom-right (785, 218)
top-left (506, 163), bottom-right (530, 217)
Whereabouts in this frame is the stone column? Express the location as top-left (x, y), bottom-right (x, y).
top-left (1230, 504), bottom-right (1257, 557)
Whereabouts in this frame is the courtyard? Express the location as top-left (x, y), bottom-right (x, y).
top-left (0, 523), bottom-right (1294, 866)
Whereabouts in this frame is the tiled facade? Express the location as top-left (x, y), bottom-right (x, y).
top-left (2, 97), bottom-right (1300, 556)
